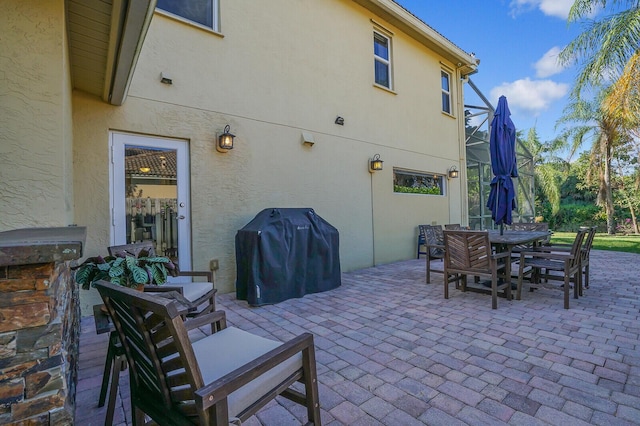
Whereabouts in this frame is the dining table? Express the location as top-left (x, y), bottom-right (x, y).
top-left (487, 229), bottom-right (551, 254)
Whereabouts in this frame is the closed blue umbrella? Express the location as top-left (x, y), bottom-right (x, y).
top-left (487, 95), bottom-right (518, 234)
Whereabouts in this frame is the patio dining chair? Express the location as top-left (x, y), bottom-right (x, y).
top-left (95, 281), bottom-right (321, 425)
top-left (420, 225), bottom-right (445, 283)
top-left (443, 230), bottom-right (512, 309)
top-left (108, 241), bottom-right (217, 320)
top-left (528, 225), bottom-right (596, 294)
top-left (516, 228), bottom-right (587, 309)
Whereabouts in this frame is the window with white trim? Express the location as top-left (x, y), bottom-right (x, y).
top-left (374, 31), bottom-right (392, 89)
top-left (394, 169), bottom-right (445, 196)
top-left (157, 0), bottom-right (219, 32)
top-left (441, 70), bottom-right (452, 114)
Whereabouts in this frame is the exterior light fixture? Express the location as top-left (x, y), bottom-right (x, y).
top-left (369, 154), bottom-right (384, 172)
top-left (448, 166), bottom-right (459, 179)
top-left (217, 125), bottom-right (235, 152)
top-left (335, 116), bottom-right (345, 125)
top-left (160, 72), bottom-right (172, 85)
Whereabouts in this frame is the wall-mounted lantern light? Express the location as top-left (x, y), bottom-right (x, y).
top-left (448, 166), bottom-right (459, 179)
top-left (217, 125), bottom-right (235, 152)
top-left (369, 154), bottom-right (384, 173)
top-left (335, 116), bottom-right (345, 125)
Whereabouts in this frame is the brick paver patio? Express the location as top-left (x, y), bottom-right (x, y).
top-left (76, 249), bottom-right (640, 425)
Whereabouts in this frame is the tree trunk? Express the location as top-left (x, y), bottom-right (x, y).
top-left (603, 136), bottom-right (616, 234)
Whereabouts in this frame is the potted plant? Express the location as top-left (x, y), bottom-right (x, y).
top-left (73, 248), bottom-right (178, 290)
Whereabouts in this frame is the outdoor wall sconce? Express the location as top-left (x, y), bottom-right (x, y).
top-left (217, 125), bottom-right (235, 152)
top-left (448, 166), bottom-right (459, 179)
top-left (369, 154), bottom-right (384, 172)
top-left (335, 116), bottom-right (345, 126)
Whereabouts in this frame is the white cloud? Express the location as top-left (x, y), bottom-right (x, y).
top-left (535, 46), bottom-right (565, 77)
top-left (509, 0), bottom-right (573, 19)
top-left (490, 78), bottom-right (569, 116)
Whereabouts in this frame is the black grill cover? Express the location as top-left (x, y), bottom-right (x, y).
top-left (235, 208), bottom-right (341, 306)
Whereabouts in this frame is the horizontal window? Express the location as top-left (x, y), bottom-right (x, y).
top-left (394, 169), bottom-right (445, 196)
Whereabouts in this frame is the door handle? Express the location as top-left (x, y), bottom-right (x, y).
top-left (178, 215), bottom-right (186, 220)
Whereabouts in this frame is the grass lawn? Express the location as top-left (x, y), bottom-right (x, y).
top-left (551, 232), bottom-right (640, 254)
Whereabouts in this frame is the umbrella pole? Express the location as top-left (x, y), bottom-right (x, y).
top-left (500, 223), bottom-right (504, 235)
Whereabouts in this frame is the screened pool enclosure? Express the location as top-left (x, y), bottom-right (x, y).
top-left (465, 80), bottom-right (535, 229)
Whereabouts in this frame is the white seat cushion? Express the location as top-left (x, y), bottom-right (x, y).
top-left (191, 327), bottom-right (302, 418)
top-left (170, 282), bottom-right (214, 302)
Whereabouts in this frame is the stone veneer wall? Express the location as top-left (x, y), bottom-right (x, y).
top-left (0, 230), bottom-right (83, 425)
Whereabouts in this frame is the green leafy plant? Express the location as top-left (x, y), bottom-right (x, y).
top-left (73, 249), bottom-right (178, 290)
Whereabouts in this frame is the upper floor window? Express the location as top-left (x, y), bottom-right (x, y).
top-left (441, 70), bottom-right (452, 114)
top-left (157, 0), bottom-right (219, 32)
top-left (374, 32), bottom-right (392, 89)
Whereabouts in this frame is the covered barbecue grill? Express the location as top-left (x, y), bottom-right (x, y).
top-left (235, 208), bottom-right (341, 306)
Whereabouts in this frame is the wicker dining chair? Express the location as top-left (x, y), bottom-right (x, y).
top-left (95, 281), bottom-right (321, 425)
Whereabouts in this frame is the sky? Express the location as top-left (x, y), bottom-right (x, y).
top-left (396, 0), bottom-right (583, 145)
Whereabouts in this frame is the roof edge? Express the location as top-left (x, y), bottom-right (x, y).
top-left (352, 0), bottom-right (479, 75)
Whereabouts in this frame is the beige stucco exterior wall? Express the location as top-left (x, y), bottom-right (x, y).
top-left (0, 0), bottom-right (74, 231)
top-left (73, 0), bottom-right (470, 303)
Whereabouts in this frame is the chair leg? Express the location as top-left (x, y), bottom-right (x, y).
top-left (444, 271), bottom-right (449, 299)
top-left (491, 275), bottom-right (498, 310)
top-left (302, 346), bottom-right (321, 425)
top-left (584, 264), bottom-right (590, 289)
top-left (563, 274), bottom-right (570, 309)
top-left (426, 257), bottom-right (431, 284)
top-left (105, 355), bottom-right (126, 426)
top-left (98, 332), bottom-right (117, 407)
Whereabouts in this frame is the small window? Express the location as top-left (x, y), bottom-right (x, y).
top-left (394, 169), bottom-right (445, 196)
top-left (441, 70), bottom-right (451, 114)
top-left (374, 32), bottom-right (392, 89)
top-left (157, 0), bottom-right (219, 31)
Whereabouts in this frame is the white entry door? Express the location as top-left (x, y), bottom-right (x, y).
top-left (110, 132), bottom-right (191, 270)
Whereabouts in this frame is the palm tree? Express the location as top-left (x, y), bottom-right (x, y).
top-left (556, 94), bottom-right (625, 234)
top-left (521, 128), bottom-right (566, 219)
top-left (560, 0), bottom-right (640, 101)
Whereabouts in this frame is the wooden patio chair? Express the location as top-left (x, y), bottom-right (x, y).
top-left (108, 241), bottom-right (216, 320)
top-left (443, 230), bottom-right (511, 309)
top-left (516, 228), bottom-right (587, 309)
top-left (417, 225), bottom-right (427, 259)
top-left (95, 281), bottom-right (321, 426)
top-left (528, 225), bottom-right (596, 294)
top-left (421, 225), bottom-right (445, 284)
top-left (444, 223), bottom-right (463, 230)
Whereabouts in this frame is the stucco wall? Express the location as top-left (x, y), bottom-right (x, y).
top-left (0, 0), bottom-right (74, 231)
top-left (73, 0), bottom-right (469, 300)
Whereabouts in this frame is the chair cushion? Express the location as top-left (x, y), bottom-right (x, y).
top-left (170, 282), bottom-right (214, 302)
top-left (192, 327), bottom-right (302, 419)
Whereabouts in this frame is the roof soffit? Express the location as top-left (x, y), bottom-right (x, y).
top-left (351, 0), bottom-right (479, 75)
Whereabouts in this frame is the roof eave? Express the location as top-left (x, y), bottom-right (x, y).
top-left (352, 0), bottom-right (479, 76)
top-left (105, 0), bottom-right (157, 105)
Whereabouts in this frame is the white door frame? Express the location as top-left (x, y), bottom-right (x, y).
top-left (109, 132), bottom-right (192, 270)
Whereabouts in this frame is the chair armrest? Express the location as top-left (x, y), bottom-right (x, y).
top-left (426, 243), bottom-right (445, 250)
top-left (178, 270), bottom-right (213, 282)
top-left (195, 332), bottom-right (315, 410)
top-left (144, 285), bottom-right (185, 295)
top-left (184, 310), bottom-right (227, 332)
top-left (519, 251), bottom-right (574, 261)
top-left (491, 251), bottom-right (511, 260)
